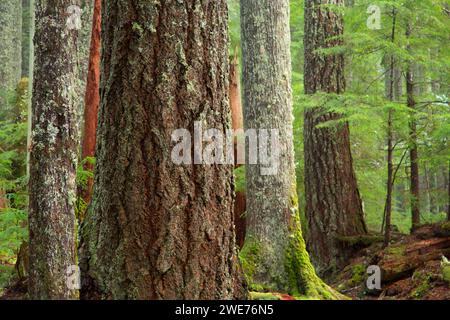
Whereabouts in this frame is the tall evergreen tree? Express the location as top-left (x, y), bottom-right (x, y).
top-left (28, 0), bottom-right (81, 299)
top-left (79, 0), bottom-right (245, 299)
top-left (303, 0), bottom-right (367, 275)
top-left (406, 22), bottom-right (421, 231)
top-left (240, 0), bottom-right (340, 298)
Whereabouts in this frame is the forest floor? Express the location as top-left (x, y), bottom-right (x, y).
top-left (1, 222), bottom-right (450, 300)
top-left (331, 222), bottom-right (450, 300)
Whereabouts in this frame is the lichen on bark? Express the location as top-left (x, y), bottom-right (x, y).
top-left (240, 0), bottom-right (341, 299)
top-left (28, 0), bottom-right (81, 299)
top-left (79, 0), bottom-right (245, 300)
top-left (0, 0), bottom-right (22, 106)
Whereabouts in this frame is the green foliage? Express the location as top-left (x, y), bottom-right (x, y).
top-left (234, 165), bottom-right (246, 193)
top-left (75, 156), bottom-right (95, 220)
top-left (0, 208), bottom-right (27, 263)
top-left (0, 78), bottom-right (29, 293)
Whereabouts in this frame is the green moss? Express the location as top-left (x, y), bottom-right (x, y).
top-left (234, 166), bottom-right (246, 193)
top-left (284, 184), bottom-right (345, 300)
top-left (239, 238), bottom-right (263, 291)
top-left (249, 292), bottom-right (281, 300)
top-left (336, 235), bottom-right (383, 247)
top-left (411, 271), bottom-right (432, 299)
top-left (386, 245), bottom-right (406, 257)
top-left (441, 222), bottom-right (450, 232)
top-left (442, 265), bottom-right (450, 285)
top-left (350, 264), bottom-right (366, 285)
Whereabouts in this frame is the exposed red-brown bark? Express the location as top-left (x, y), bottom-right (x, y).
top-left (79, 0), bottom-right (245, 300)
top-left (229, 49), bottom-right (246, 249)
top-left (230, 51), bottom-right (243, 134)
top-left (80, 0), bottom-right (101, 205)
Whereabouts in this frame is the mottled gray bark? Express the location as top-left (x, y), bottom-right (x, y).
top-left (79, 0), bottom-right (245, 300)
top-left (0, 0), bottom-right (22, 106)
top-left (303, 0), bottom-right (367, 275)
top-left (76, 0), bottom-right (94, 124)
top-left (26, 0), bottom-right (34, 178)
top-left (240, 0), bottom-right (339, 298)
top-left (22, 0), bottom-right (31, 77)
top-left (28, 0), bottom-right (81, 299)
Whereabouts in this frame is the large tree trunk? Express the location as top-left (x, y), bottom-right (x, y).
top-left (0, 0), bottom-right (22, 105)
top-left (28, 0), bottom-right (81, 299)
top-left (80, 0), bottom-right (101, 207)
top-left (240, 0), bottom-right (339, 298)
top-left (303, 0), bottom-right (367, 274)
top-left (79, 0), bottom-right (245, 300)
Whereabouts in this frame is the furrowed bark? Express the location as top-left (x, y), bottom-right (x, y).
top-left (303, 0), bottom-right (367, 275)
top-left (79, 0), bottom-right (245, 300)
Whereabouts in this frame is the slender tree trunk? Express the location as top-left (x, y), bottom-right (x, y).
top-left (406, 23), bottom-right (421, 231)
top-left (21, 0), bottom-right (31, 77)
top-left (80, 0), bottom-right (101, 206)
top-left (75, 0), bottom-right (94, 126)
top-left (384, 8), bottom-right (399, 247)
top-left (230, 50), bottom-right (243, 136)
top-left (229, 50), bottom-right (246, 249)
top-left (241, 0), bottom-right (340, 298)
top-left (79, 0), bottom-right (245, 300)
top-left (303, 0), bottom-right (367, 274)
top-left (385, 109), bottom-right (394, 246)
top-left (26, 0), bottom-right (34, 179)
top-left (0, 0), bottom-right (22, 106)
top-left (447, 160), bottom-right (450, 221)
top-left (28, 0), bottom-right (81, 299)
top-left (0, 189), bottom-right (8, 209)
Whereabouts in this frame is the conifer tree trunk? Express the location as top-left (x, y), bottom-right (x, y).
top-left (80, 0), bottom-right (101, 206)
top-left (230, 52), bottom-right (243, 137)
top-left (26, 0), bottom-right (34, 178)
top-left (79, 0), bottom-right (245, 300)
top-left (406, 23), bottom-right (421, 231)
top-left (0, 0), bottom-right (22, 105)
top-left (21, 0), bottom-right (31, 77)
top-left (240, 0), bottom-right (340, 298)
top-left (28, 0), bottom-right (81, 299)
top-left (75, 0), bottom-right (94, 136)
top-left (447, 161), bottom-right (450, 221)
top-left (383, 8), bottom-right (400, 247)
top-left (303, 0), bottom-right (367, 274)
top-left (229, 51), bottom-right (246, 249)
